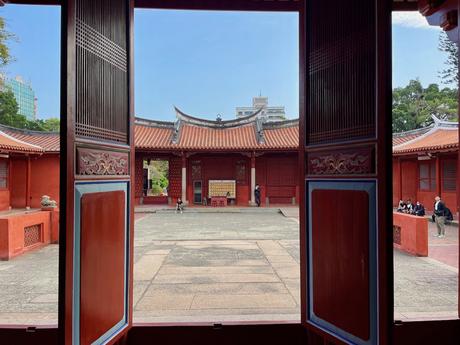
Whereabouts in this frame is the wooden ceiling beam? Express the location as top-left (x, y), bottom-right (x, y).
top-left (392, 2), bottom-right (419, 12)
top-left (5, 1), bottom-right (421, 12)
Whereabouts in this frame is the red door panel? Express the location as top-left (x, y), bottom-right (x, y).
top-left (302, 0), bottom-right (391, 344)
top-left (311, 189), bottom-right (370, 341)
top-left (80, 191), bottom-right (126, 344)
top-left (63, 0), bottom-right (134, 344)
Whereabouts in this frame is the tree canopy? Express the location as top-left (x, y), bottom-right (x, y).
top-left (0, 89), bottom-right (60, 131)
top-left (0, 17), bottom-right (16, 68)
top-left (392, 79), bottom-right (457, 133)
top-left (438, 31), bottom-right (458, 85)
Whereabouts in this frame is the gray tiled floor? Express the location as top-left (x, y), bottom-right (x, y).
top-left (0, 211), bottom-right (458, 325)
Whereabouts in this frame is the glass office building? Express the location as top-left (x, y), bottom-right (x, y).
top-left (0, 75), bottom-right (36, 120)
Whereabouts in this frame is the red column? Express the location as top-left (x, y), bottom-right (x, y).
top-left (181, 152), bottom-right (187, 203)
top-left (398, 158), bottom-right (403, 202)
top-left (250, 152), bottom-right (256, 205)
top-left (25, 155), bottom-right (31, 209)
top-left (435, 156), bottom-right (441, 198)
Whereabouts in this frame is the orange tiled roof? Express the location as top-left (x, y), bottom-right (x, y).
top-left (178, 123), bottom-right (259, 150)
top-left (0, 130), bottom-right (44, 154)
top-left (264, 125), bottom-right (298, 149)
top-left (393, 129), bottom-right (458, 154)
top-left (393, 118), bottom-right (458, 155)
top-left (0, 125), bottom-right (60, 153)
top-left (135, 123), bottom-right (174, 149)
top-left (134, 109), bottom-right (299, 151)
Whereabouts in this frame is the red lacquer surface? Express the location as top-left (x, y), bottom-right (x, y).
top-left (311, 189), bottom-right (370, 341)
top-left (80, 191), bottom-right (126, 345)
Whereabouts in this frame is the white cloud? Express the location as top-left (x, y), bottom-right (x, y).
top-left (392, 11), bottom-right (440, 30)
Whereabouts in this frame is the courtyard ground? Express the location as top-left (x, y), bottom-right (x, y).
top-left (0, 209), bottom-right (457, 325)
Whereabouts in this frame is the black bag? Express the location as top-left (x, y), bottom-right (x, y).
top-left (445, 207), bottom-right (454, 221)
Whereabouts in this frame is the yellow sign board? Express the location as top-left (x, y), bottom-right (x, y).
top-left (208, 180), bottom-right (236, 198)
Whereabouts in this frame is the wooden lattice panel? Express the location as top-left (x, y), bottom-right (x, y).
top-left (307, 0), bottom-right (376, 146)
top-left (76, 0), bottom-right (129, 143)
top-left (24, 224), bottom-right (42, 247)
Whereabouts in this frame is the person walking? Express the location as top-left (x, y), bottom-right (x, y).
top-left (254, 184), bottom-right (261, 207)
top-left (433, 196), bottom-right (447, 238)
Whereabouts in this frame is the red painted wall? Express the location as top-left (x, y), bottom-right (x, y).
top-left (257, 154), bottom-right (298, 205)
top-left (10, 155), bottom-right (60, 209)
top-left (394, 155), bottom-right (458, 214)
top-left (0, 190), bottom-right (10, 211)
top-left (393, 212), bottom-right (428, 257)
top-left (401, 159), bottom-right (417, 203)
top-left (30, 155), bottom-right (60, 209)
top-left (392, 158), bottom-right (401, 206)
top-left (10, 157), bottom-right (27, 208)
top-left (187, 154), bottom-right (250, 206)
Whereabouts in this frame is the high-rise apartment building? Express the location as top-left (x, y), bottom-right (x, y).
top-left (0, 74), bottom-right (36, 120)
top-left (236, 96), bottom-right (287, 122)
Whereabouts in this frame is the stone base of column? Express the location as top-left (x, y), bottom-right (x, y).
top-left (249, 201), bottom-right (257, 207)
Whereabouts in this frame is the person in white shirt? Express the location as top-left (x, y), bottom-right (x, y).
top-left (433, 196), bottom-right (446, 238)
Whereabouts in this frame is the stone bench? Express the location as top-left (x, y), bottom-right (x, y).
top-left (393, 212), bottom-right (428, 257)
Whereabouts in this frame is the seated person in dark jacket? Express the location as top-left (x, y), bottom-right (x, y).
top-left (405, 199), bottom-right (414, 214)
top-left (396, 200), bottom-right (406, 213)
top-left (413, 201), bottom-right (425, 216)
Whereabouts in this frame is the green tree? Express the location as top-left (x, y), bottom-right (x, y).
top-left (0, 89), bottom-right (28, 128)
top-left (438, 31), bottom-right (458, 85)
top-left (0, 16), bottom-right (17, 73)
top-left (392, 79), bottom-right (458, 133)
top-left (0, 89), bottom-right (60, 131)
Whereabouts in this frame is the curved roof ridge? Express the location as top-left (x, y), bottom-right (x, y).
top-left (393, 117), bottom-right (459, 153)
top-left (135, 117), bottom-right (176, 128)
top-left (263, 118), bottom-right (299, 129)
top-left (431, 115), bottom-right (458, 130)
top-left (392, 125), bottom-right (433, 139)
top-left (174, 106), bottom-right (262, 128)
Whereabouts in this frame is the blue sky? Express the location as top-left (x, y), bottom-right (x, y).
top-left (0, 6), bottom-right (454, 121)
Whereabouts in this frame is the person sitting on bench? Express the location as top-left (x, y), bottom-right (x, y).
top-left (413, 201), bottom-right (425, 216)
top-left (176, 198), bottom-right (184, 214)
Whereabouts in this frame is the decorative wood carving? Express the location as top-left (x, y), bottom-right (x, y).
top-left (308, 147), bottom-right (374, 175)
top-left (191, 161), bottom-right (202, 179)
top-left (77, 147), bottom-right (129, 175)
top-left (236, 160), bottom-right (247, 183)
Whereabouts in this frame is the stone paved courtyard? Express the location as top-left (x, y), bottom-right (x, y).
top-left (133, 211), bottom-right (300, 323)
top-left (0, 210), bottom-right (457, 325)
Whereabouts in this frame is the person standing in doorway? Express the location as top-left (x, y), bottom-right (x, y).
top-left (254, 184), bottom-right (261, 207)
top-left (433, 196), bottom-right (447, 238)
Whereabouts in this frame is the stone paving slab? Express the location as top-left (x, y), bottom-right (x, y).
top-left (0, 212), bottom-right (458, 325)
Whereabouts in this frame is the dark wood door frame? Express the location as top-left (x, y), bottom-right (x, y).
top-left (0, 1), bottom-right (459, 345)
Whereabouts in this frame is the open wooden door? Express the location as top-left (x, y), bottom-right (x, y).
top-left (61, 0), bottom-right (134, 344)
top-left (300, 1), bottom-right (392, 344)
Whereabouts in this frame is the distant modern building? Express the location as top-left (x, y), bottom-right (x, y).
top-left (0, 74), bottom-right (36, 120)
top-left (236, 96), bottom-right (287, 122)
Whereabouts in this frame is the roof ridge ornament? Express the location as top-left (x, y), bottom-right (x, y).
top-left (255, 118), bottom-right (265, 144)
top-left (171, 119), bottom-right (182, 144)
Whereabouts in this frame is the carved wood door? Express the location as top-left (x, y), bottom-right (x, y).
top-left (62, 0), bottom-right (134, 344)
top-left (301, 1), bottom-right (392, 344)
